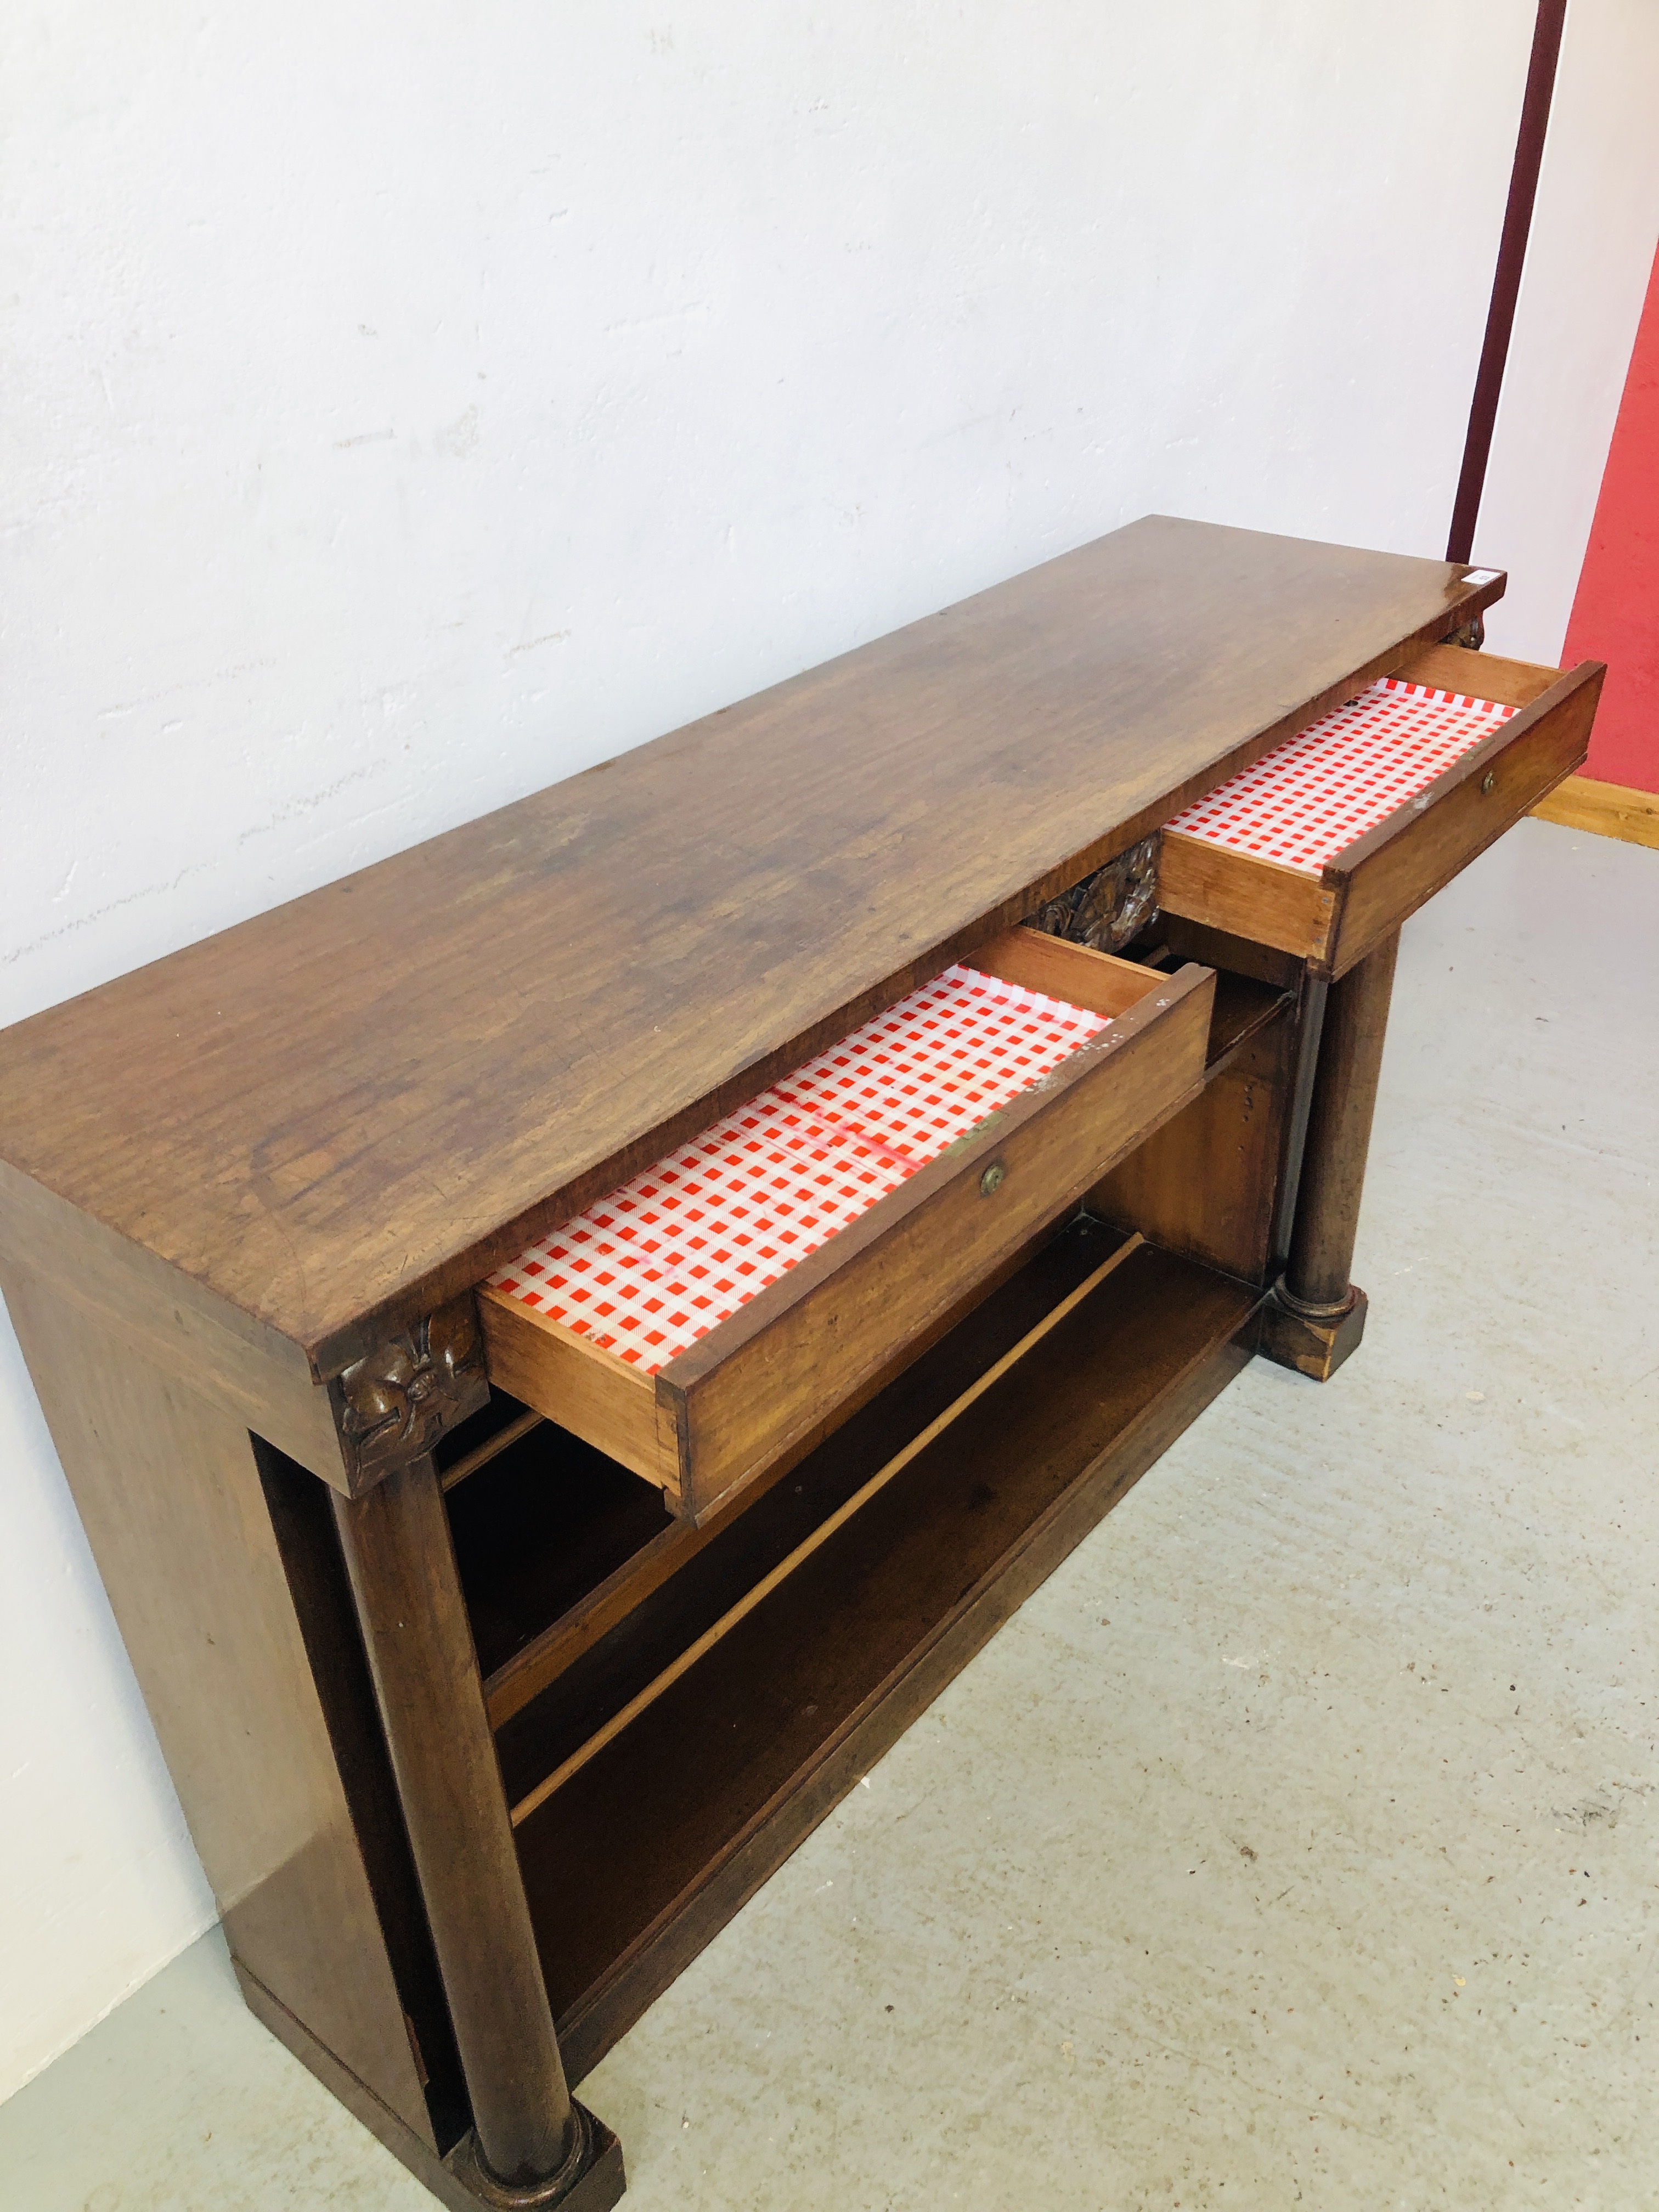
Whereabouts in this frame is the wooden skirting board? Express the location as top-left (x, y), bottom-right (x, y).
top-left (1531, 772), bottom-right (1659, 850)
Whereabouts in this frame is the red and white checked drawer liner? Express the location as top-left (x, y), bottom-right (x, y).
top-left (1165, 676), bottom-right (1516, 876)
top-left (488, 964), bottom-right (1109, 1374)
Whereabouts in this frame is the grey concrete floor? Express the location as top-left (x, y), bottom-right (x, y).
top-left (2, 817), bottom-right (1655, 2212)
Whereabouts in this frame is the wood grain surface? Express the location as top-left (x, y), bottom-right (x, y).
top-left (0, 517), bottom-right (1499, 1377)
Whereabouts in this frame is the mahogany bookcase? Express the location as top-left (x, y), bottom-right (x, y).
top-left (0, 518), bottom-right (1600, 2209)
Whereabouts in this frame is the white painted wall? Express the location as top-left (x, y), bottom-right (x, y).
top-left (1479, 1), bottom-right (1659, 665)
top-left (4, 0), bottom-right (1656, 2104)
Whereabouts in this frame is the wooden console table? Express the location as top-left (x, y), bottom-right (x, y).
top-left (0, 518), bottom-right (1601, 2209)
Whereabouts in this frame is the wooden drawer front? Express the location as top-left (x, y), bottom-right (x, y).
top-left (480, 930), bottom-right (1213, 1522)
top-left (1158, 645), bottom-right (1604, 977)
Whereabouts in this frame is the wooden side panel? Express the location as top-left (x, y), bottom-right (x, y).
top-left (1088, 1000), bottom-right (1299, 1283)
top-left (669, 972), bottom-right (1215, 1519)
top-left (0, 1259), bottom-right (435, 2147)
top-left (1158, 832), bottom-right (1339, 963)
top-left (478, 1293), bottom-right (676, 1499)
top-left (0, 1157), bottom-right (343, 1482)
top-left (1330, 662), bottom-right (1602, 975)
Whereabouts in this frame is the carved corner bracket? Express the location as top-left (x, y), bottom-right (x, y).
top-left (1032, 833), bottom-right (1160, 955)
top-left (329, 1294), bottom-right (491, 1493)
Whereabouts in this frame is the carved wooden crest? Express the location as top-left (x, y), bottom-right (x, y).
top-left (1032, 834), bottom-right (1160, 955)
top-left (330, 1295), bottom-right (490, 1489)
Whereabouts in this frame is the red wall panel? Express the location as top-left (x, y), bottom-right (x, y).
top-left (1563, 241), bottom-right (1659, 792)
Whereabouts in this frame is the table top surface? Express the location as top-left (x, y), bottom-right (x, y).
top-left (0, 516), bottom-right (1496, 1375)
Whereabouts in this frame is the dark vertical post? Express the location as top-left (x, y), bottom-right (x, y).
top-left (332, 1457), bottom-right (588, 2202)
top-left (1283, 930), bottom-right (1401, 1314)
top-left (1267, 969), bottom-right (1330, 1274)
top-left (1260, 932), bottom-right (1401, 1381)
top-left (1446, 0), bottom-right (1569, 563)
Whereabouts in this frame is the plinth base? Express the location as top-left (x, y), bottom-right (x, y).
top-left (447, 2113), bottom-right (625, 2212)
top-left (1258, 1283), bottom-right (1368, 1382)
top-left (235, 1959), bottom-right (624, 2212)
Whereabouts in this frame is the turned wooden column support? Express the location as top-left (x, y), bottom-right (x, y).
top-left (331, 1450), bottom-right (591, 2206)
top-left (1261, 929), bottom-right (1401, 1381)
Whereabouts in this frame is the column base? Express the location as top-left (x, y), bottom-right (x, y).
top-left (1258, 1283), bottom-right (1368, 1382)
top-left (235, 1957), bottom-right (625, 2212)
top-left (447, 2110), bottom-right (624, 2212)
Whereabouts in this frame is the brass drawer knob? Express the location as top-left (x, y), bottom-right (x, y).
top-left (1481, 770), bottom-right (1496, 795)
top-left (979, 1160), bottom-right (1006, 1198)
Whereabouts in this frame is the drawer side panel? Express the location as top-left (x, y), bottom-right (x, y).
top-left (478, 1293), bottom-right (678, 1497)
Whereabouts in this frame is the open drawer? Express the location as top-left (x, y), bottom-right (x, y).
top-left (478, 929), bottom-right (1213, 1522)
top-left (1158, 643), bottom-right (1604, 978)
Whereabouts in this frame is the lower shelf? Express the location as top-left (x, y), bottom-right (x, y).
top-left (510, 1228), bottom-right (1263, 2083)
